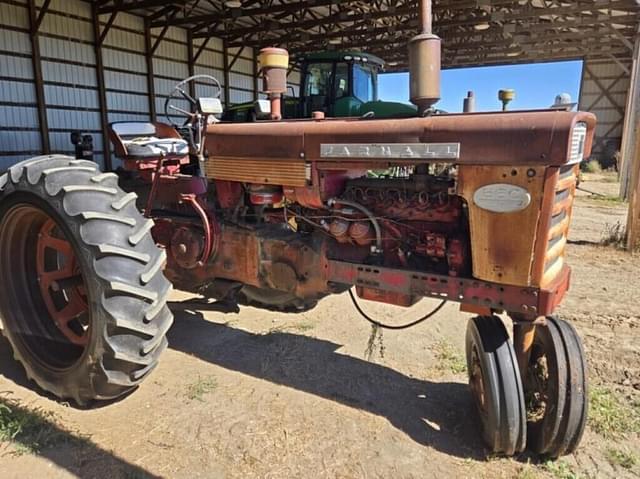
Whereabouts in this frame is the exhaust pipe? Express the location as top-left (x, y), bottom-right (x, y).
top-left (409, 0), bottom-right (441, 115)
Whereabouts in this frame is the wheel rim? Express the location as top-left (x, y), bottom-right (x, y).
top-left (0, 203), bottom-right (90, 369)
top-left (469, 344), bottom-right (488, 418)
top-left (36, 218), bottom-right (89, 346)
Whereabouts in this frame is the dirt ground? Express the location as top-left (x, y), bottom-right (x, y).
top-left (1, 172), bottom-right (638, 479)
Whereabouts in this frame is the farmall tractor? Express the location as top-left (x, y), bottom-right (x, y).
top-left (0, 2), bottom-right (591, 459)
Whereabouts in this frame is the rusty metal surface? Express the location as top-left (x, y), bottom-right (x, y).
top-left (207, 110), bottom-right (596, 168)
top-left (327, 260), bottom-right (572, 317)
top-left (512, 322), bottom-right (537, 380)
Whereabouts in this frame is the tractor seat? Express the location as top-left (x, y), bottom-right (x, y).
top-left (109, 121), bottom-right (189, 160)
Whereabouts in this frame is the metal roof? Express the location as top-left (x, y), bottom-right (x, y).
top-left (96, 1), bottom-right (640, 70)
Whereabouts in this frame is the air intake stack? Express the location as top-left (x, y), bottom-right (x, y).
top-left (259, 47), bottom-right (289, 120)
top-left (409, 0), bottom-right (441, 115)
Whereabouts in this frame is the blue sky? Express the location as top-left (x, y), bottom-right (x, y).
top-left (379, 60), bottom-right (583, 112)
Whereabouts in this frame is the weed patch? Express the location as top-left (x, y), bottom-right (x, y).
top-left (589, 386), bottom-right (640, 438)
top-left (185, 375), bottom-right (218, 402)
top-left (606, 447), bottom-right (638, 470)
top-left (434, 340), bottom-right (466, 375)
top-left (543, 460), bottom-right (582, 479)
top-left (0, 397), bottom-right (71, 454)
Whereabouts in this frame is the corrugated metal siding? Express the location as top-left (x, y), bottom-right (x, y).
top-left (152, 27), bottom-right (191, 122)
top-left (38, 4), bottom-right (103, 164)
top-left (579, 58), bottom-right (631, 165)
top-left (193, 37), bottom-right (227, 104)
top-left (0, 0), bottom-right (40, 163)
top-left (1, 0), bottom-right (260, 171)
top-left (227, 46), bottom-right (255, 106)
top-left (100, 10), bottom-right (149, 168)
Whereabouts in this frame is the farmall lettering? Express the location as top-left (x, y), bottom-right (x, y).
top-left (320, 143), bottom-right (460, 159)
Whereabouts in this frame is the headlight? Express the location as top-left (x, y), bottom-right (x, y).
top-left (569, 122), bottom-right (588, 164)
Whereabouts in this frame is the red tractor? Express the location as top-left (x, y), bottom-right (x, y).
top-left (0, 6), bottom-right (591, 459)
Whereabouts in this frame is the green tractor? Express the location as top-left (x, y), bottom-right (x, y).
top-left (222, 51), bottom-right (418, 121)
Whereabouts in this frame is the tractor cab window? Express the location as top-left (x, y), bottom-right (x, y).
top-left (303, 62), bottom-right (334, 114)
top-left (334, 62), bottom-right (350, 99)
top-left (304, 62), bottom-right (333, 97)
top-left (353, 63), bottom-right (376, 102)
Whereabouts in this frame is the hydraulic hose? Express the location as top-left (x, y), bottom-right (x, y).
top-left (348, 288), bottom-right (447, 330)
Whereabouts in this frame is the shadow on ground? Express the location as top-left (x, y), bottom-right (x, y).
top-left (168, 305), bottom-right (486, 460)
top-left (0, 339), bottom-right (158, 479)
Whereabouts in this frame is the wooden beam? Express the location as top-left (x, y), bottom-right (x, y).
top-left (194, 0), bottom-right (639, 40)
top-left (92, 3), bottom-right (112, 171)
top-left (626, 121), bottom-right (640, 250)
top-left (583, 66), bottom-right (626, 116)
top-left (222, 40), bottom-right (231, 107)
top-left (98, 11), bottom-right (118, 46)
top-left (228, 47), bottom-right (244, 71)
top-left (144, 18), bottom-right (157, 122)
top-left (152, 0), bottom-right (343, 28)
top-left (26, 0), bottom-right (50, 154)
top-left (227, 15), bottom-right (639, 48)
top-left (99, 0), bottom-right (186, 14)
top-left (34, 0), bottom-right (51, 32)
top-left (151, 25), bottom-right (170, 55)
top-left (252, 48), bottom-right (259, 102)
top-left (193, 36), bottom-right (210, 64)
top-left (187, 29), bottom-right (195, 100)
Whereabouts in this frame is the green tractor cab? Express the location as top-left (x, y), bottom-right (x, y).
top-left (222, 51), bottom-right (418, 122)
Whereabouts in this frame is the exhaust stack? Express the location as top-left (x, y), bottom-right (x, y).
top-left (409, 0), bottom-right (441, 115)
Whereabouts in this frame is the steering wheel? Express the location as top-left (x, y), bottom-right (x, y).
top-left (164, 74), bottom-right (222, 129)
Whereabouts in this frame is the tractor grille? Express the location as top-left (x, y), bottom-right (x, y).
top-left (569, 122), bottom-right (588, 164)
top-left (542, 164), bottom-right (578, 283)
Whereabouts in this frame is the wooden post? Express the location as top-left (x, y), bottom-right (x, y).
top-left (26, 0), bottom-right (50, 154)
top-left (623, 37), bottom-right (640, 250)
top-left (144, 18), bottom-right (157, 122)
top-left (187, 30), bottom-right (196, 100)
top-left (91, 4), bottom-right (112, 171)
top-left (626, 122), bottom-right (640, 250)
top-left (222, 40), bottom-right (231, 108)
top-left (253, 48), bottom-right (259, 101)
top-left (619, 35), bottom-right (639, 200)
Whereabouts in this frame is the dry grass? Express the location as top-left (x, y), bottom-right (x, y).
top-left (582, 160), bottom-right (602, 174)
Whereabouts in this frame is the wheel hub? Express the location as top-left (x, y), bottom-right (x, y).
top-left (36, 219), bottom-right (89, 346)
top-left (469, 345), bottom-right (487, 416)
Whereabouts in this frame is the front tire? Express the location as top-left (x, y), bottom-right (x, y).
top-left (524, 316), bottom-right (588, 458)
top-left (0, 156), bottom-right (173, 405)
top-left (466, 316), bottom-right (527, 455)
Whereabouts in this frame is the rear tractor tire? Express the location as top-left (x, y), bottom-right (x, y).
top-left (240, 285), bottom-right (318, 312)
top-left (0, 156), bottom-right (173, 405)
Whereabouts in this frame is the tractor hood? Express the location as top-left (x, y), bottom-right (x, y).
top-left (205, 110), bottom-right (596, 187)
